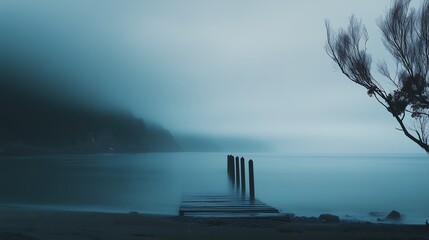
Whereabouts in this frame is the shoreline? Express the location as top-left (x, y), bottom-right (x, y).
top-left (1, 206), bottom-right (428, 240)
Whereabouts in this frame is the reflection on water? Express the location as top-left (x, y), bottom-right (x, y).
top-left (0, 153), bottom-right (428, 223)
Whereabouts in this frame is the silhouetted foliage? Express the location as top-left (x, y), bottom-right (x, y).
top-left (326, 0), bottom-right (429, 153)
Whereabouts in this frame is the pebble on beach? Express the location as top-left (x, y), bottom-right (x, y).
top-left (319, 214), bottom-right (340, 223)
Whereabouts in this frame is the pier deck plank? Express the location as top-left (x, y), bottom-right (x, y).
top-left (179, 194), bottom-right (279, 217)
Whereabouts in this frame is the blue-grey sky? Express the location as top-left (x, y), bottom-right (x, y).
top-left (0, 0), bottom-right (424, 153)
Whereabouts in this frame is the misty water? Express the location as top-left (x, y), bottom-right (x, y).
top-left (0, 153), bottom-right (428, 224)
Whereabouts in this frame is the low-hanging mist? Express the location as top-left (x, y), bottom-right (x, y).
top-left (0, 0), bottom-right (424, 153)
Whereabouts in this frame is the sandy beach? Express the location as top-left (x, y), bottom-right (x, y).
top-left (0, 206), bottom-right (428, 240)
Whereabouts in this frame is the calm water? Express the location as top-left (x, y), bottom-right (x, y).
top-left (0, 153), bottom-right (428, 224)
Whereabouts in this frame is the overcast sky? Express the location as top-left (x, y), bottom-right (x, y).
top-left (0, 0), bottom-right (425, 153)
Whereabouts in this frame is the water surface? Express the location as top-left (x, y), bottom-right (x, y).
top-left (0, 153), bottom-right (427, 224)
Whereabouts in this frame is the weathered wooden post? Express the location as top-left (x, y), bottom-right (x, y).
top-left (227, 155), bottom-right (232, 184)
top-left (235, 156), bottom-right (240, 189)
top-left (240, 157), bottom-right (245, 195)
top-left (227, 155), bottom-right (230, 178)
top-left (249, 159), bottom-right (255, 200)
top-left (229, 155), bottom-right (235, 186)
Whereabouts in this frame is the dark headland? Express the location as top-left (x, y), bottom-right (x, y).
top-left (0, 80), bottom-right (180, 156)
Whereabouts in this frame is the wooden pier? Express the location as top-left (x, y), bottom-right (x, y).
top-left (179, 155), bottom-right (279, 217)
top-left (179, 194), bottom-right (279, 217)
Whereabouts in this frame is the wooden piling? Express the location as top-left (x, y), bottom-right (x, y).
top-left (240, 157), bottom-right (245, 194)
top-left (227, 155), bottom-right (230, 178)
top-left (227, 155), bottom-right (230, 182)
top-left (235, 157), bottom-right (240, 189)
top-left (229, 155), bottom-right (235, 186)
top-left (249, 159), bottom-right (255, 200)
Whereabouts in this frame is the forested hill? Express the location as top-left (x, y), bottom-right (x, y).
top-left (0, 82), bottom-right (180, 156)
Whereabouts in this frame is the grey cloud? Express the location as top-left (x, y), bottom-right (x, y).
top-left (0, 0), bottom-right (420, 153)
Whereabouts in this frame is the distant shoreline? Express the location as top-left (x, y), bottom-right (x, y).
top-left (0, 149), bottom-right (179, 158)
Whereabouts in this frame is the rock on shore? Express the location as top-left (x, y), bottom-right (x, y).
top-left (319, 214), bottom-right (340, 223)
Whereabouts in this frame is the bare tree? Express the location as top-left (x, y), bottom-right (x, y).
top-left (326, 0), bottom-right (429, 153)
